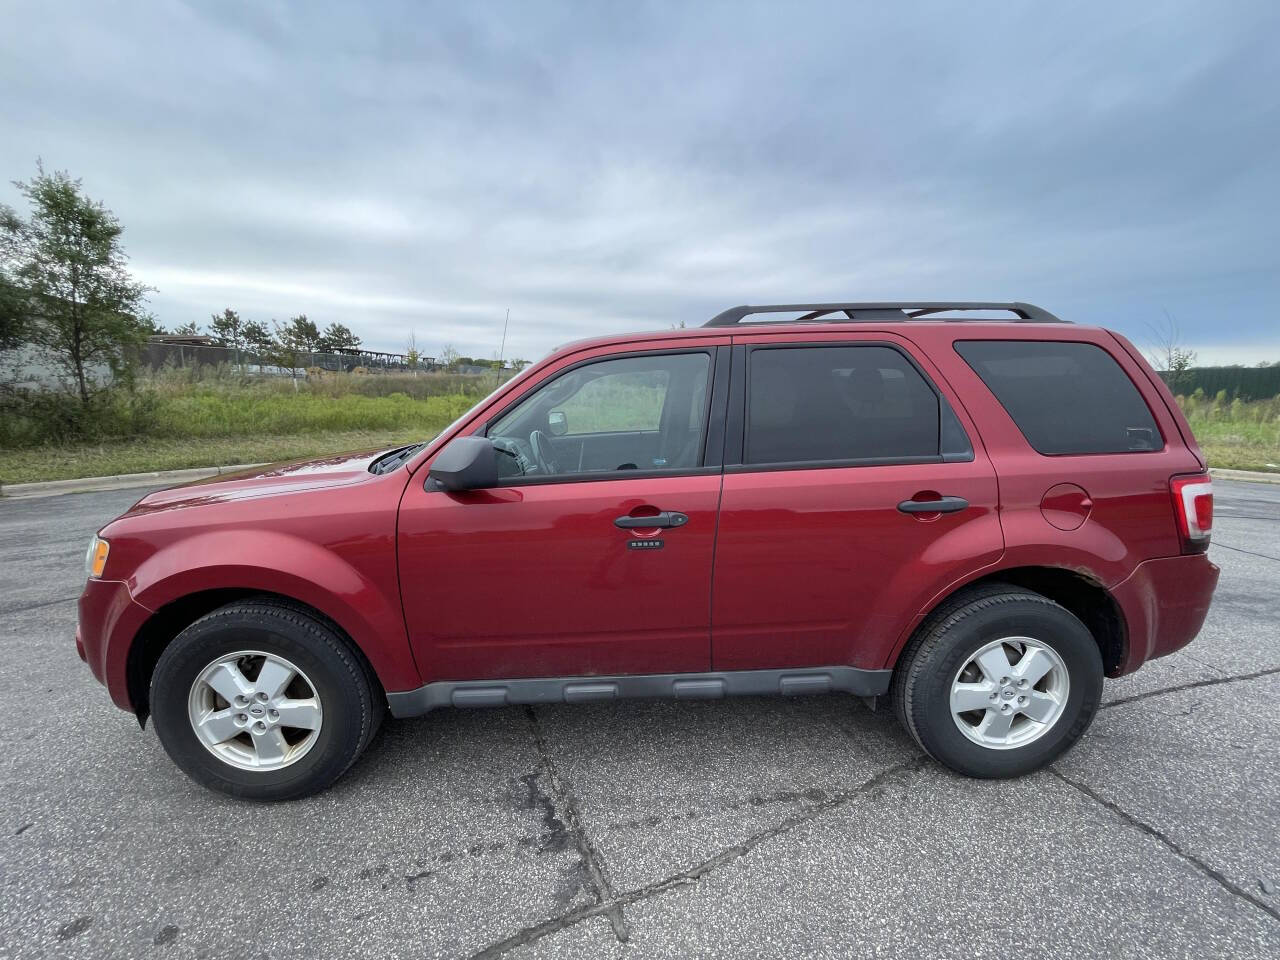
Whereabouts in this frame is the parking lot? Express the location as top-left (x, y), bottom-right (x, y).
top-left (1, 480), bottom-right (1277, 959)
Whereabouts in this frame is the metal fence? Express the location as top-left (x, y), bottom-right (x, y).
top-left (141, 342), bottom-right (442, 376)
top-left (1159, 365), bottom-right (1280, 400)
top-left (1, 341), bottom-right (513, 391)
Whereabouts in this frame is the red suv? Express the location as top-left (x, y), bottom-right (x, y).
top-left (77, 302), bottom-right (1220, 800)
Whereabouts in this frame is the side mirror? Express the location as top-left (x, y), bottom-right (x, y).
top-left (547, 410), bottom-right (568, 436)
top-left (428, 436), bottom-right (498, 491)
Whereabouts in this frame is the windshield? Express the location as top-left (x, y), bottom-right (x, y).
top-left (369, 361), bottom-right (545, 475)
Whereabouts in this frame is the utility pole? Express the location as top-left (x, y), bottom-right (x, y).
top-left (498, 307), bottom-right (510, 381)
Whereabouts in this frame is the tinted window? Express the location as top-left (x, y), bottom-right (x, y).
top-left (956, 340), bottom-right (1161, 455)
top-left (746, 346), bottom-right (943, 465)
top-left (488, 352), bottom-right (711, 479)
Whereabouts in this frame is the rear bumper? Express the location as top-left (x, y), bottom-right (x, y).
top-left (1110, 553), bottom-right (1220, 676)
top-left (78, 578), bottom-right (152, 712)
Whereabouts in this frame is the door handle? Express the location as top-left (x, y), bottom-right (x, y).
top-left (897, 496), bottom-right (969, 514)
top-left (614, 511), bottom-right (689, 529)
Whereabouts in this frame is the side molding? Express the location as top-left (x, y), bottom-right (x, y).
top-left (386, 666), bottom-right (892, 718)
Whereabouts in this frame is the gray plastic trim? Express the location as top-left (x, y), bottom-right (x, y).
top-left (385, 666), bottom-right (892, 718)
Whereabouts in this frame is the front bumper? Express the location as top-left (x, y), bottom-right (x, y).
top-left (77, 578), bottom-right (153, 711)
top-left (1110, 552), bottom-right (1220, 675)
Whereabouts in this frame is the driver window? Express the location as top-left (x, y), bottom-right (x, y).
top-left (487, 352), bottom-right (712, 480)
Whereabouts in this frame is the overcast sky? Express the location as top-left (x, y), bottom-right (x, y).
top-left (2, 0), bottom-right (1277, 364)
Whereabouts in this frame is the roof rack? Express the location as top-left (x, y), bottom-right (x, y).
top-left (703, 301), bottom-right (1066, 327)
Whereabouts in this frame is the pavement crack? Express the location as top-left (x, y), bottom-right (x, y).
top-left (603, 784), bottom-right (833, 836)
top-left (2, 595), bottom-right (78, 616)
top-left (469, 756), bottom-right (926, 959)
top-left (1101, 667), bottom-right (1280, 711)
top-left (1211, 541), bottom-right (1280, 564)
top-left (1050, 769), bottom-right (1280, 925)
top-left (523, 706), bottom-right (630, 943)
top-left (404, 868), bottom-right (433, 892)
top-left (1179, 651), bottom-right (1231, 678)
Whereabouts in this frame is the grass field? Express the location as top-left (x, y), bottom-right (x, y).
top-left (1176, 394), bottom-right (1280, 473)
top-left (1, 373), bottom-right (1277, 485)
top-left (0, 373), bottom-right (485, 484)
top-left (0, 430), bottom-right (430, 484)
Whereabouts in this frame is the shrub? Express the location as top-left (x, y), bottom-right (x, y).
top-left (0, 383), bottom-right (160, 446)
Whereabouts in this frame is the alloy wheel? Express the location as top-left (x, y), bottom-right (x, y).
top-left (187, 650), bottom-right (323, 771)
top-left (949, 637), bottom-right (1070, 750)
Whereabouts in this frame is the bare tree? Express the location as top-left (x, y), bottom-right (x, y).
top-left (439, 342), bottom-right (460, 372)
top-left (1146, 310), bottom-right (1197, 393)
top-left (406, 331), bottom-right (420, 374)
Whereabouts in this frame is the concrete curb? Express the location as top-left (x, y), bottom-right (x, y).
top-left (1208, 467), bottom-right (1280, 485)
top-left (0, 463), bottom-right (270, 500)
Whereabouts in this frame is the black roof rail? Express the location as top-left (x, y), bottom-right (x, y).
top-left (703, 301), bottom-right (1066, 327)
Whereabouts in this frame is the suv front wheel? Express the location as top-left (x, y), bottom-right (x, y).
top-left (150, 599), bottom-right (383, 801)
top-left (892, 585), bottom-right (1103, 778)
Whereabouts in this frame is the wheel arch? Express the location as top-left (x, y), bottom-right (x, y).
top-left (118, 527), bottom-right (418, 723)
top-left (126, 589), bottom-right (387, 727)
top-left (895, 565), bottom-right (1128, 677)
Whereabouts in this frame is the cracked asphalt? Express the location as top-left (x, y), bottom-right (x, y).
top-left (1, 480), bottom-right (1278, 959)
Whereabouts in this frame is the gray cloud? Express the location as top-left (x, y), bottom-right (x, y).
top-left (2, 0), bottom-right (1276, 363)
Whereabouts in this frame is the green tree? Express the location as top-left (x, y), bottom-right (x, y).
top-left (210, 308), bottom-right (257, 372)
top-left (241, 319), bottom-right (272, 354)
top-left (281, 314), bottom-right (319, 349)
top-left (0, 271), bottom-right (26, 348)
top-left (439, 343), bottom-right (460, 371)
top-left (271, 314), bottom-right (319, 377)
top-left (210, 308), bottom-right (243, 348)
top-left (0, 164), bottom-right (151, 403)
top-left (172, 320), bottom-right (202, 337)
top-left (317, 321), bottom-right (361, 353)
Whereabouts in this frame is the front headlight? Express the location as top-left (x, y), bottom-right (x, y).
top-left (85, 536), bottom-right (110, 579)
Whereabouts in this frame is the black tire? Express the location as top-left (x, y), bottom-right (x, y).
top-left (151, 598), bottom-right (384, 801)
top-left (892, 584), bottom-right (1103, 778)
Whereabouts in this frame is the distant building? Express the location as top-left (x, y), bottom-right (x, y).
top-left (147, 334), bottom-right (219, 347)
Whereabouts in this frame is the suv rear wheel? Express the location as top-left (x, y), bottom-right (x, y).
top-left (151, 599), bottom-right (383, 801)
top-left (893, 585), bottom-right (1103, 778)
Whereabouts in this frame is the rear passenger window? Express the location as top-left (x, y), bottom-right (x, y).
top-left (746, 345), bottom-right (962, 465)
top-left (955, 340), bottom-right (1161, 455)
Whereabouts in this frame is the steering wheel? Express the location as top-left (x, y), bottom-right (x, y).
top-left (529, 430), bottom-right (561, 475)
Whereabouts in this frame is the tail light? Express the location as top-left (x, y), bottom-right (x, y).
top-left (1170, 474), bottom-right (1213, 554)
